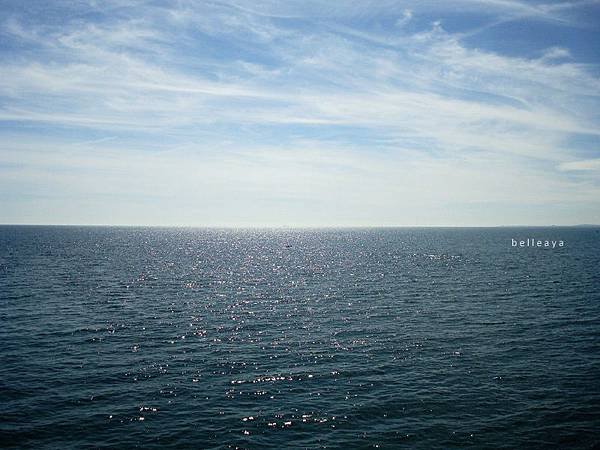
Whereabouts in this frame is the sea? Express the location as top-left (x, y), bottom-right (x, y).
top-left (1, 226), bottom-right (599, 449)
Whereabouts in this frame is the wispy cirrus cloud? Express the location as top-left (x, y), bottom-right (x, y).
top-left (0, 0), bottom-right (599, 225)
top-left (559, 158), bottom-right (600, 171)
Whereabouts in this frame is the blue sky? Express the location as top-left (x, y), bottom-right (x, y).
top-left (1, 0), bottom-right (599, 226)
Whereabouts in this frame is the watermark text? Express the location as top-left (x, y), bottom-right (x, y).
top-left (511, 238), bottom-right (564, 248)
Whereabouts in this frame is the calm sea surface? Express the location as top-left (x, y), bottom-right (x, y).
top-left (1, 226), bottom-right (599, 449)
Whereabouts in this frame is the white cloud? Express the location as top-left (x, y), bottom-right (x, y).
top-left (559, 158), bottom-right (600, 171)
top-left (396, 9), bottom-right (413, 27)
top-left (0, 1), bottom-right (599, 225)
top-left (541, 46), bottom-right (572, 61)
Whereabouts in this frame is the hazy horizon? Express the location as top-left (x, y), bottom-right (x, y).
top-left (1, 222), bottom-right (599, 229)
top-left (1, 1), bottom-right (599, 226)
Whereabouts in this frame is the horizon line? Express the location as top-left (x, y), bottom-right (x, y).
top-left (1, 223), bottom-right (599, 229)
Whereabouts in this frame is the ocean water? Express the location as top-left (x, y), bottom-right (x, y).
top-left (1, 226), bottom-right (599, 449)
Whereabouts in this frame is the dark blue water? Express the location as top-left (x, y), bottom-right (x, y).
top-left (1, 226), bottom-right (599, 449)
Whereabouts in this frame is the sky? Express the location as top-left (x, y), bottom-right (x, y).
top-left (0, 0), bottom-right (599, 227)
